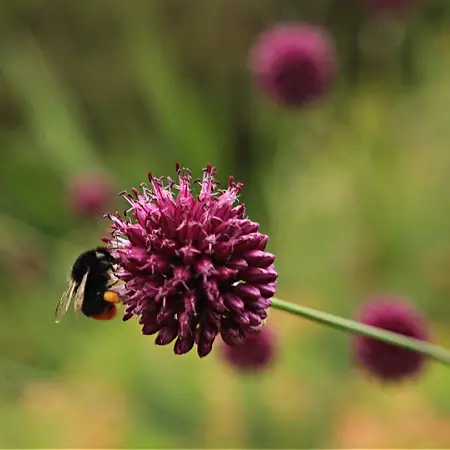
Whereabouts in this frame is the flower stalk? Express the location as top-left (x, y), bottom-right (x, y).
top-left (270, 297), bottom-right (450, 366)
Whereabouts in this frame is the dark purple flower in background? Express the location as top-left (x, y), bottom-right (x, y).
top-left (220, 326), bottom-right (276, 372)
top-left (104, 164), bottom-right (277, 358)
top-left (250, 23), bottom-right (336, 108)
top-left (354, 297), bottom-right (429, 382)
top-left (68, 170), bottom-right (114, 219)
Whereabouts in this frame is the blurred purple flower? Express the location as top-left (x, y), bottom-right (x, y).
top-left (68, 171), bottom-right (114, 219)
top-left (220, 326), bottom-right (276, 372)
top-left (249, 23), bottom-right (336, 108)
top-left (104, 164), bottom-right (278, 358)
top-left (354, 297), bottom-right (429, 381)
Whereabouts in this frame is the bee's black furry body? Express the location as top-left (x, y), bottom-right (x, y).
top-left (71, 247), bottom-right (115, 317)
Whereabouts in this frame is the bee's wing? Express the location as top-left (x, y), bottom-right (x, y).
top-left (55, 279), bottom-right (77, 323)
top-left (74, 270), bottom-right (89, 318)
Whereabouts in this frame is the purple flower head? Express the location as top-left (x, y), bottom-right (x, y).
top-left (103, 164), bottom-right (277, 358)
top-left (354, 297), bottom-right (429, 382)
top-left (220, 326), bottom-right (276, 372)
top-left (68, 170), bottom-right (114, 219)
top-left (250, 23), bottom-right (336, 108)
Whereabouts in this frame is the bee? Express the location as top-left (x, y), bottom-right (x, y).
top-left (55, 247), bottom-right (120, 323)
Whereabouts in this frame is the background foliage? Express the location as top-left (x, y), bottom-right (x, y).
top-left (1, 0), bottom-right (450, 447)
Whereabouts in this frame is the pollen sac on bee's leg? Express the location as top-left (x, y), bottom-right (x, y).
top-left (103, 291), bottom-right (120, 304)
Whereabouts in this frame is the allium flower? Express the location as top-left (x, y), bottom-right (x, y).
top-left (68, 171), bottom-right (114, 219)
top-left (220, 326), bottom-right (276, 372)
top-left (354, 297), bottom-right (429, 381)
top-left (103, 164), bottom-right (278, 357)
top-left (250, 23), bottom-right (335, 107)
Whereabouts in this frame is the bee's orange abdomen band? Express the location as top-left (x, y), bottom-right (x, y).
top-left (91, 305), bottom-right (118, 321)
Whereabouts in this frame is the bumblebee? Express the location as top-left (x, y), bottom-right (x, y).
top-left (55, 247), bottom-right (120, 323)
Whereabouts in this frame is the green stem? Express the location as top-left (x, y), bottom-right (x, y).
top-left (270, 297), bottom-right (450, 366)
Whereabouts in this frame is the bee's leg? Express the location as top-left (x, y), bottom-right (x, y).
top-left (108, 278), bottom-right (120, 287)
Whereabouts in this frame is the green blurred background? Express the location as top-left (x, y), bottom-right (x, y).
top-left (1, 0), bottom-right (450, 447)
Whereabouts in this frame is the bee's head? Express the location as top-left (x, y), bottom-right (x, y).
top-left (94, 246), bottom-right (115, 264)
